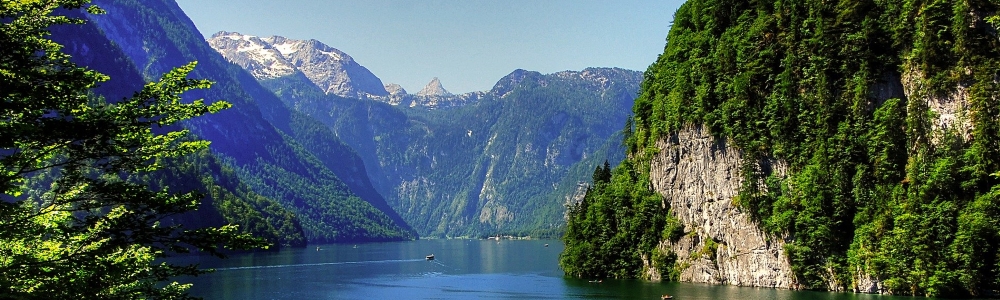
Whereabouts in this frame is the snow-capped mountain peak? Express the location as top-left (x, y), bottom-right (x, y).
top-left (208, 31), bottom-right (296, 79)
top-left (210, 32), bottom-right (485, 109)
top-left (208, 32), bottom-right (388, 99)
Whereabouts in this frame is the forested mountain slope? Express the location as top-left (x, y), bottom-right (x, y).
top-left (257, 66), bottom-right (641, 238)
top-left (61, 0), bottom-right (416, 243)
top-left (46, 9), bottom-right (306, 248)
top-left (563, 0), bottom-right (1000, 298)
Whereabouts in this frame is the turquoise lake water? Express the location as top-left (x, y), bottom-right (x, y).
top-left (174, 239), bottom-right (962, 299)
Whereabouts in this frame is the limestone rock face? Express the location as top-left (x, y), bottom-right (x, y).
top-left (397, 77), bottom-right (484, 109)
top-left (648, 125), bottom-right (797, 289)
top-left (384, 83), bottom-right (407, 96)
top-left (900, 67), bottom-right (974, 142)
top-left (416, 77), bottom-right (451, 97)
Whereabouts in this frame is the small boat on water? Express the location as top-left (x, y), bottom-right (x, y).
top-left (426, 254), bottom-right (435, 260)
top-left (661, 294), bottom-right (673, 299)
top-left (544, 244), bottom-right (549, 247)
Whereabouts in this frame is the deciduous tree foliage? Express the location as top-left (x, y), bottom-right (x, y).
top-left (563, 0), bottom-right (1000, 297)
top-left (1, 1), bottom-right (264, 298)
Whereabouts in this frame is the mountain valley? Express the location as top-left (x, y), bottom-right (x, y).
top-left (208, 31), bottom-right (642, 237)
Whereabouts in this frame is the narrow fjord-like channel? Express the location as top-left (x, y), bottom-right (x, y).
top-left (174, 240), bottom-right (964, 299)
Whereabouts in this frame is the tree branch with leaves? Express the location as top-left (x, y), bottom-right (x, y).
top-left (1, 1), bottom-right (266, 299)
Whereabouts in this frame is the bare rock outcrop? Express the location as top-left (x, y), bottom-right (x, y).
top-left (647, 125), bottom-right (797, 289)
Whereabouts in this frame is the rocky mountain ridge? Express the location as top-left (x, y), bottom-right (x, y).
top-left (208, 31), bottom-right (389, 99)
top-left (258, 63), bottom-right (642, 237)
top-left (208, 32), bottom-right (485, 109)
top-left (381, 77), bottom-right (487, 109)
top-left (416, 77), bottom-right (451, 97)
top-left (208, 32), bottom-right (638, 111)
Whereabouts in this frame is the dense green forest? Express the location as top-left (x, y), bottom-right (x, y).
top-left (23, 146), bottom-right (312, 249)
top-left (561, 159), bottom-right (682, 279)
top-left (142, 149), bottom-right (307, 248)
top-left (563, 0), bottom-right (1000, 297)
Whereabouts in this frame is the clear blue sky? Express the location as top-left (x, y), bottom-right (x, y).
top-left (174, 0), bottom-right (684, 94)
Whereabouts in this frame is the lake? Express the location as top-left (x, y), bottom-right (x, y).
top-left (175, 239), bottom-right (950, 299)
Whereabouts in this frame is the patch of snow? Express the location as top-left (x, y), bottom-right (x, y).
top-left (319, 49), bottom-right (342, 61)
top-left (236, 41), bottom-right (264, 53)
top-left (273, 42), bottom-right (297, 57)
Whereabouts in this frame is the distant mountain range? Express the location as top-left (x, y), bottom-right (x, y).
top-left (208, 32), bottom-right (490, 109)
top-left (208, 33), bottom-right (643, 237)
top-left (208, 31), bottom-right (389, 99)
top-left (53, 0), bottom-right (643, 243)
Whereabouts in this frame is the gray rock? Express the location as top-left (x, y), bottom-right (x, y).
top-left (647, 125), bottom-right (798, 289)
top-left (900, 66), bottom-right (974, 142)
top-left (207, 32), bottom-right (388, 99)
top-left (384, 83), bottom-right (407, 96)
top-left (207, 31), bottom-right (296, 79)
top-left (416, 77), bottom-right (451, 97)
top-left (263, 36), bottom-right (388, 98)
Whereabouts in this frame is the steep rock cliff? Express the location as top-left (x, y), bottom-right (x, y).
top-left (640, 61), bottom-right (987, 293)
top-left (647, 126), bottom-right (795, 288)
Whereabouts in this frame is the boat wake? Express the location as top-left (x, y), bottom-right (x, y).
top-left (429, 260), bottom-right (449, 269)
top-left (212, 259), bottom-right (425, 271)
